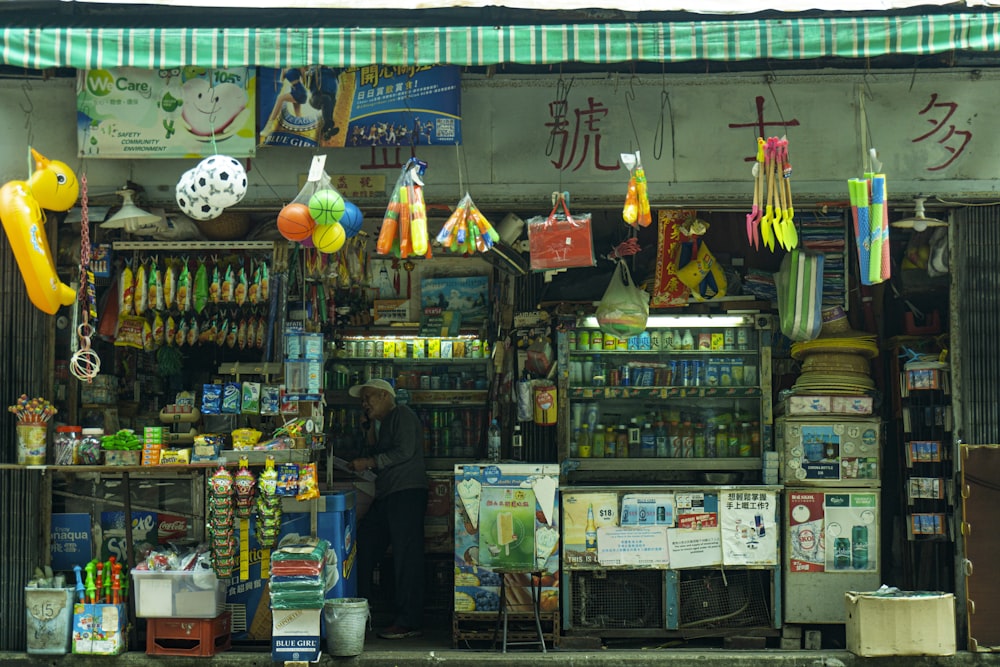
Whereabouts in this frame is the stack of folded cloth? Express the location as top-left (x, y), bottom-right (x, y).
top-left (269, 537), bottom-right (330, 610)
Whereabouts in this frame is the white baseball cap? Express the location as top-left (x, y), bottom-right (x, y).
top-left (348, 378), bottom-right (396, 398)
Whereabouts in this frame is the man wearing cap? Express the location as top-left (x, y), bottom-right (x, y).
top-left (349, 378), bottom-right (427, 640)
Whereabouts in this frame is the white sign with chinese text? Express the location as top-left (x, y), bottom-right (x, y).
top-left (596, 526), bottom-right (669, 567)
top-left (720, 490), bottom-right (778, 566)
top-left (667, 526), bottom-right (724, 569)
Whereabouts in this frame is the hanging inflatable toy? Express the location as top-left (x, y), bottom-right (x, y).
top-left (0, 148), bottom-right (79, 314)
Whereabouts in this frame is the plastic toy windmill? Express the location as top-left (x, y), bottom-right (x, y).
top-left (746, 137), bottom-right (765, 249)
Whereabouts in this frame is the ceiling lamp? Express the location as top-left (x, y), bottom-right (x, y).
top-left (100, 188), bottom-right (162, 233)
top-left (890, 197), bottom-right (948, 232)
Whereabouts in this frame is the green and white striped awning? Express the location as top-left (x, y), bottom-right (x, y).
top-left (4, 13), bottom-right (1000, 69)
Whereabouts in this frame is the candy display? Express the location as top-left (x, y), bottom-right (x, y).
top-left (8, 394), bottom-right (57, 424)
top-left (208, 464), bottom-right (237, 578)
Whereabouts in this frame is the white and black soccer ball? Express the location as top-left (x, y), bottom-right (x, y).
top-left (194, 155), bottom-right (247, 208)
top-left (175, 168), bottom-right (201, 212)
top-left (181, 195), bottom-right (223, 222)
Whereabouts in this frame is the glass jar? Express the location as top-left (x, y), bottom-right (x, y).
top-left (78, 428), bottom-right (104, 465)
top-left (54, 425), bottom-right (82, 465)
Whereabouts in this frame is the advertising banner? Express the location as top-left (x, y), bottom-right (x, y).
top-left (258, 65), bottom-right (460, 149)
top-left (77, 67), bottom-right (256, 158)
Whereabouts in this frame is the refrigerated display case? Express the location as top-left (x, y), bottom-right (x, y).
top-left (561, 314), bottom-right (773, 482)
top-left (560, 485), bottom-right (782, 638)
top-left (452, 464), bottom-right (561, 647)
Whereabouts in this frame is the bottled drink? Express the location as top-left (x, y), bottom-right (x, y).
top-left (452, 411), bottom-right (465, 457)
top-left (654, 421), bottom-right (668, 458)
top-left (487, 418), bottom-right (501, 462)
top-left (852, 525), bottom-right (869, 569)
top-left (592, 423), bottom-right (606, 458)
top-left (641, 422), bottom-right (656, 458)
top-left (582, 357), bottom-right (594, 385)
top-left (577, 423), bottom-right (592, 458)
top-left (751, 421), bottom-right (761, 457)
top-left (672, 328), bottom-right (683, 350)
top-left (512, 424), bottom-right (523, 461)
top-left (667, 421), bottom-right (680, 458)
top-left (585, 504), bottom-right (598, 552)
top-left (705, 422), bottom-right (717, 458)
top-left (605, 425), bottom-right (617, 458)
top-left (693, 422), bottom-right (706, 458)
top-left (616, 424), bottom-right (629, 458)
top-left (628, 418), bottom-right (641, 458)
top-left (681, 329), bottom-right (694, 350)
top-left (680, 421), bottom-right (694, 458)
top-left (621, 364), bottom-right (631, 387)
top-left (728, 424), bottom-right (740, 457)
top-left (716, 424), bottom-right (728, 458)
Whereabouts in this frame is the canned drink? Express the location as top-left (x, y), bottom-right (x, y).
top-left (617, 337), bottom-right (627, 351)
top-left (684, 360), bottom-right (696, 387)
top-left (706, 359), bottom-right (719, 386)
top-left (678, 360), bottom-right (689, 386)
top-left (691, 360), bottom-right (705, 386)
top-left (724, 328), bottom-right (736, 351)
top-left (737, 328), bottom-right (749, 350)
top-left (608, 368), bottom-right (621, 387)
top-left (374, 340), bottom-right (384, 358)
top-left (568, 329), bottom-right (577, 350)
top-left (364, 340), bottom-right (375, 358)
top-left (578, 330), bottom-right (590, 350)
top-left (431, 376), bottom-right (442, 390)
top-left (420, 375), bottom-right (431, 390)
top-left (590, 331), bottom-right (603, 351)
top-left (669, 360), bottom-right (679, 386)
top-left (642, 367), bottom-right (655, 387)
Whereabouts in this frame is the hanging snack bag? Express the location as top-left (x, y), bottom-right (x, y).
top-left (221, 382), bottom-right (242, 413)
top-left (296, 464), bottom-right (319, 501)
top-left (201, 383), bottom-right (222, 414)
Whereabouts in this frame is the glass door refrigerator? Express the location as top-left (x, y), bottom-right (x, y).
top-left (778, 414), bottom-right (882, 623)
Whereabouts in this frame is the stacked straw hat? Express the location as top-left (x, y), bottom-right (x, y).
top-left (789, 306), bottom-right (878, 394)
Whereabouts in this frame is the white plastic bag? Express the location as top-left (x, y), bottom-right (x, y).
top-left (595, 260), bottom-right (650, 338)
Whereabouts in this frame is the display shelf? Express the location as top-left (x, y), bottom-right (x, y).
top-left (565, 457), bottom-right (762, 472)
top-left (569, 349), bottom-right (758, 356)
top-left (333, 357), bottom-right (489, 364)
top-left (327, 389), bottom-right (488, 405)
top-left (113, 241), bottom-right (280, 251)
top-left (0, 449), bottom-right (315, 473)
top-left (568, 387), bottom-right (761, 400)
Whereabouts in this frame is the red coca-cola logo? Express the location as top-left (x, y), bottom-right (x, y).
top-left (158, 521), bottom-right (186, 532)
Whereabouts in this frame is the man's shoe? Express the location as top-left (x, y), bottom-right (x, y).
top-left (378, 624), bottom-right (422, 640)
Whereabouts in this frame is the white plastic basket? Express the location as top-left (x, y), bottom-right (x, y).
top-left (323, 598), bottom-right (370, 657)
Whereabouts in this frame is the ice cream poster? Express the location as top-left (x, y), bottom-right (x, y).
top-left (77, 67), bottom-right (256, 158)
top-left (478, 486), bottom-right (536, 571)
top-left (258, 65), bottom-right (461, 149)
top-left (720, 489), bottom-right (777, 566)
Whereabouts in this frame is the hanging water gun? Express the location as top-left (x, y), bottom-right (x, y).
top-left (376, 158), bottom-right (431, 259)
top-left (437, 193), bottom-right (499, 254)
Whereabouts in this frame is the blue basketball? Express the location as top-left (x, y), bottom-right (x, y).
top-left (340, 200), bottom-right (364, 238)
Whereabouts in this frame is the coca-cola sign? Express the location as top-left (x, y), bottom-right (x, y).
top-left (157, 514), bottom-right (190, 543)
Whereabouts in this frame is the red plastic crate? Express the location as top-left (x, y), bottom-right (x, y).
top-left (146, 611), bottom-right (232, 657)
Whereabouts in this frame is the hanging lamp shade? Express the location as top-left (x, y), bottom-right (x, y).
top-left (100, 189), bottom-right (162, 232)
top-left (890, 197), bottom-right (948, 232)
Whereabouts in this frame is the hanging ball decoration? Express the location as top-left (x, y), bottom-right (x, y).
top-left (339, 200), bottom-right (364, 238)
top-left (307, 188), bottom-right (345, 226)
top-left (312, 221), bottom-right (346, 254)
top-left (277, 203), bottom-right (316, 242)
top-left (193, 155), bottom-right (248, 208)
top-left (176, 168), bottom-right (222, 221)
top-left (175, 168), bottom-right (199, 210)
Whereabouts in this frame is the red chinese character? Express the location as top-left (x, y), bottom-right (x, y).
top-left (912, 93), bottom-right (972, 171)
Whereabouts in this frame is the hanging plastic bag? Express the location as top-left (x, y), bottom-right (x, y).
top-left (775, 248), bottom-right (825, 341)
top-left (595, 260), bottom-right (650, 338)
top-left (526, 193), bottom-right (595, 271)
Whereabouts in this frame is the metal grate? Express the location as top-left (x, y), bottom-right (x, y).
top-left (955, 206), bottom-right (1000, 445)
top-left (570, 570), bottom-right (664, 629)
top-left (678, 569), bottom-right (772, 629)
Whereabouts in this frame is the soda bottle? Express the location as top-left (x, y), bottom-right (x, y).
top-left (641, 423), bottom-right (656, 458)
top-left (739, 422), bottom-right (753, 457)
top-left (667, 421), bottom-right (680, 458)
top-left (681, 329), bottom-right (694, 350)
top-left (680, 421), bottom-right (694, 458)
top-left (716, 424), bottom-right (728, 458)
top-left (654, 421), bottom-right (668, 458)
top-left (705, 422), bottom-right (717, 458)
top-left (577, 423), bottom-right (592, 458)
top-left (512, 424), bottom-right (523, 461)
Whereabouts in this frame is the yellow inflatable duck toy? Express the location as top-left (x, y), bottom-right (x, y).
top-left (0, 148), bottom-right (79, 314)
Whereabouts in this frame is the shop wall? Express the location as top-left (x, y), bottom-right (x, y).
top-left (2, 69), bottom-right (999, 233)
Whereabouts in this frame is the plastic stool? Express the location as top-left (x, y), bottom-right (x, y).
top-left (491, 569), bottom-right (547, 653)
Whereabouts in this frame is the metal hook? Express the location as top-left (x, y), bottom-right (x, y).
top-left (19, 81), bottom-right (34, 114)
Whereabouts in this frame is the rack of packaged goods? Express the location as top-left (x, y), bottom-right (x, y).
top-left (560, 485), bottom-right (781, 639)
top-left (562, 314), bottom-right (773, 479)
top-left (325, 331), bottom-right (491, 468)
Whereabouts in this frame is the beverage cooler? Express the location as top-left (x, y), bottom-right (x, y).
top-left (452, 464), bottom-right (560, 645)
top-left (777, 416), bottom-right (882, 623)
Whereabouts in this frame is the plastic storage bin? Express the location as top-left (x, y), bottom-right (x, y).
top-left (132, 569), bottom-right (226, 618)
top-left (25, 587), bottom-right (74, 654)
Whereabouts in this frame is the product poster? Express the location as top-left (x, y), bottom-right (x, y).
top-left (420, 276), bottom-right (489, 324)
top-left (258, 65), bottom-right (461, 149)
top-left (50, 513), bottom-right (92, 573)
top-left (478, 486), bottom-right (536, 570)
top-left (720, 489), bottom-right (777, 566)
top-left (783, 419), bottom-right (880, 482)
top-left (77, 67), bottom-right (256, 158)
top-left (788, 491), bottom-right (826, 573)
top-left (562, 491), bottom-right (619, 566)
top-left (824, 492), bottom-right (878, 572)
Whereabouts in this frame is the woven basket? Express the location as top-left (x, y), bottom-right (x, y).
top-left (195, 211), bottom-right (251, 241)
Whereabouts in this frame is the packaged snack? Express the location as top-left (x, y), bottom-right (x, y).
top-left (296, 463), bottom-right (319, 500)
top-left (201, 383), bottom-right (222, 414)
top-left (241, 382), bottom-right (261, 414)
top-left (221, 382), bottom-right (241, 413)
top-left (260, 384), bottom-right (281, 415)
top-left (276, 463), bottom-right (299, 497)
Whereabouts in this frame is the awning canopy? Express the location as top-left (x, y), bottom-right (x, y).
top-left (4, 12), bottom-right (1000, 70)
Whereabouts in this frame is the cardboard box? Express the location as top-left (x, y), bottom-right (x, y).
top-left (132, 570), bottom-right (226, 618)
top-left (845, 591), bottom-right (955, 657)
top-left (72, 603), bottom-right (127, 655)
top-left (271, 608), bottom-right (321, 662)
top-left (783, 395), bottom-right (874, 416)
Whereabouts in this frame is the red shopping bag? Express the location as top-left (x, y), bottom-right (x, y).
top-left (526, 196), bottom-right (595, 271)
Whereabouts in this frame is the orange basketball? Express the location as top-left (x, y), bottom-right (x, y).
top-left (277, 203), bottom-right (316, 242)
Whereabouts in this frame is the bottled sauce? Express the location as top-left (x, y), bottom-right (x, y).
top-left (585, 504), bottom-right (598, 552)
top-left (693, 422), bottom-right (707, 458)
top-left (616, 424), bottom-right (629, 458)
top-left (671, 328), bottom-right (683, 350)
top-left (680, 421), bottom-right (694, 458)
top-left (577, 423), bottom-right (592, 458)
top-left (628, 418), bottom-right (641, 458)
top-left (592, 423), bottom-right (606, 458)
top-left (654, 421), bottom-right (668, 458)
top-left (715, 424), bottom-right (727, 459)
top-left (512, 424), bottom-right (523, 461)
top-left (640, 422), bottom-right (656, 458)
top-left (739, 422), bottom-right (753, 457)
top-left (681, 329), bottom-right (694, 350)
top-left (487, 419), bottom-right (501, 462)
top-left (605, 425), bottom-right (617, 458)
top-left (667, 421), bottom-right (680, 458)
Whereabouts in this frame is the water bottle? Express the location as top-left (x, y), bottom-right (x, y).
top-left (641, 422), bottom-right (656, 458)
top-left (487, 419), bottom-right (501, 462)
